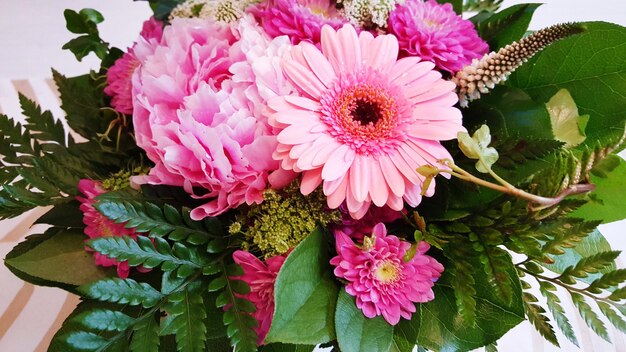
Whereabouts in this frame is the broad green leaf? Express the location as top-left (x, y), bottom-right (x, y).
top-left (435, 0), bottom-right (462, 14)
top-left (475, 3), bottom-right (542, 50)
top-left (391, 320), bottom-right (419, 352)
top-left (266, 229), bottom-right (339, 345)
top-left (335, 289), bottom-right (393, 352)
top-left (545, 89), bottom-right (588, 147)
top-left (509, 22), bottom-right (626, 146)
top-left (398, 254), bottom-right (524, 351)
top-left (572, 157), bottom-right (626, 223)
top-left (4, 228), bottom-right (111, 288)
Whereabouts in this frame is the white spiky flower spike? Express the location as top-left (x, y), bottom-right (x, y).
top-left (453, 23), bottom-right (585, 107)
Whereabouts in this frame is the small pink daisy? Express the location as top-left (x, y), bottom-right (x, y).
top-left (253, 0), bottom-right (346, 44)
top-left (388, 0), bottom-right (489, 73)
top-left (104, 17), bottom-right (163, 114)
top-left (77, 179), bottom-right (141, 278)
top-left (266, 24), bottom-right (464, 219)
top-left (330, 223), bottom-right (444, 325)
top-left (232, 250), bottom-right (287, 344)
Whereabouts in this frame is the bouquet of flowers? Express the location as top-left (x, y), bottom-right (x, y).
top-left (3, 0), bottom-right (626, 351)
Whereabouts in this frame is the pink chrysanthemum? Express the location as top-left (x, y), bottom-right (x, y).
top-left (253, 0), bottom-right (347, 44)
top-left (330, 223), bottom-right (443, 324)
top-left (232, 250), bottom-right (287, 344)
top-left (77, 179), bottom-right (139, 278)
top-left (266, 24), bottom-right (464, 219)
top-left (336, 204), bottom-right (404, 241)
top-left (388, 0), bottom-right (489, 73)
top-left (131, 17), bottom-right (296, 219)
top-left (104, 17), bottom-right (163, 114)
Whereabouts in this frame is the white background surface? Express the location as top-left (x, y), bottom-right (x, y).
top-left (0, 0), bottom-right (625, 351)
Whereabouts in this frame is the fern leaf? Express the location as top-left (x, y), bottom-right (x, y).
top-left (560, 251), bottom-right (621, 282)
top-left (538, 281), bottom-right (579, 346)
top-left (62, 331), bottom-right (109, 351)
top-left (587, 269), bottom-right (626, 293)
top-left (71, 309), bottom-right (134, 332)
top-left (523, 292), bottom-right (559, 347)
top-left (541, 219), bottom-right (600, 257)
top-left (88, 236), bottom-right (206, 277)
top-left (570, 292), bottom-right (610, 342)
top-left (213, 263), bottom-right (258, 352)
top-left (19, 93), bottom-right (68, 145)
top-left (597, 302), bottom-right (626, 334)
top-left (79, 278), bottom-right (163, 308)
top-left (469, 230), bottom-right (514, 303)
top-left (165, 281), bottom-right (207, 352)
top-left (95, 197), bottom-right (220, 244)
top-left (130, 314), bottom-right (160, 352)
top-left (495, 137), bottom-right (563, 169)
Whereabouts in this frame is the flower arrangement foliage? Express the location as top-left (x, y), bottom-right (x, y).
top-left (2, 0), bottom-right (626, 351)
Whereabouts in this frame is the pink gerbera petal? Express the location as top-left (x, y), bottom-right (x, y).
top-left (268, 24), bottom-right (464, 219)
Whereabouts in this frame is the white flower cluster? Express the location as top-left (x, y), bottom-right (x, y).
top-left (338, 0), bottom-right (404, 28)
top-left (170, 0), bottom-right (260, 22)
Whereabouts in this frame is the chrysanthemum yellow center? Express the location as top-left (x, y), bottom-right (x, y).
top-left (375, 260), bottom-right (401, 283)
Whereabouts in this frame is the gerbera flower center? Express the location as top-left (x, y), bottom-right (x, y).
top-left (351, 99), bottom-right (383, 125)
top-left (321, 79), bottom-right (408, 155)
top-left (375, 260), bottom-right (401, 283)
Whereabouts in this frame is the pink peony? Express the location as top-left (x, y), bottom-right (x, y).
top-left (232, 250), bottom-right (287, 344)
top-left (388, 0), bottom-right (489, 73)
top-left (77, 179), bottom-right (139, 278)
top-left (266, 24), bottom-right (464, 219)
top-left (253, 0), bottom-right (347, 44)
top-left (330, 223), bottom-right (444, 325)
top-left (131, 16), bottom-right (296, 219)
top-left (104, 17), bottom-right (163, 114)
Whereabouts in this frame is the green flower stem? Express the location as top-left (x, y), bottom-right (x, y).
top-left (437, 159), bottom-right (595, 207)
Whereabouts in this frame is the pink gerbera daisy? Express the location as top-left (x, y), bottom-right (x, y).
top-left (232, 250), bottom-right (287, 344)
top-left (266, 24), bottom-right (464, 219)
top-left (77, 179), bottom-right (141, 278)
top-left (330, 223), bottom-right (444, 325)
top-left (253, 0), bottom-right (346, 44)
top-left (388, 0), bottom-right (489, 73)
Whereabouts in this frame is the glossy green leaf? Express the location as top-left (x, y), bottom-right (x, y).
top-left (475, 3), bottom-right (542, 50)
top-left (545, 89), bottom-right (588, 147)
top-left (509, 22), bottom-right (626, 146)
top-left (4, 228), bottom-right (111, 288)
top-left (398, 254), bottom-right (524, 351)
top-left (435, 0), bottom-right (462, 14)
top-left (335, 289), bottom-right (393, 352)
top-left (572, 157), bottom-right (626, 223)
top-left (266, 228), bottom-right (339, 345)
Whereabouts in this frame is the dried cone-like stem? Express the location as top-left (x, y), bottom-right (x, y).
top-left (453, 23), bottom-right (585, 107)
